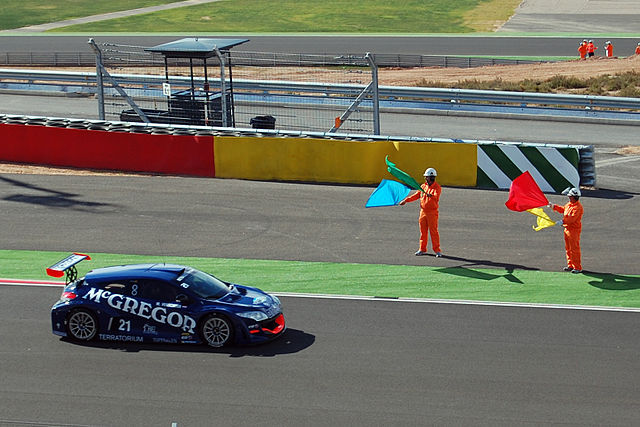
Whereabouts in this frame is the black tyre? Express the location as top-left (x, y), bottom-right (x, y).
top-left (200, 314), bottom-right (233, 348)
top-left (66, 309), bottom-right (98, 341)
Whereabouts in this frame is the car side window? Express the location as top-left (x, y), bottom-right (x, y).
top-left (137, 279), bottom-right (179, 303)
top-left (96, 281), bottom-right (138, 297)
top-left (101, 282), bottom-right (130, 295)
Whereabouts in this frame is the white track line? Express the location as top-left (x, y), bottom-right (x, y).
top-left (597, 156), bottom-right (640, 167)
top-left (5, 280), bottom-right (638, 313)
top-left (273, 292), bottom-right (640, 312)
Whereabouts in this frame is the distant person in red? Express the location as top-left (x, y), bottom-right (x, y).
top-left (604, 41), bottom-right (614, 57)
top-left (636, 42), bottom-right (640, 55)
top-left (578, 41), bottom-right (587, 59)
top-left (587, 40), bottom-right (597, 57)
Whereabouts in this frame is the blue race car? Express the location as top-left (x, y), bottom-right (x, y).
top-left (49, 254), bottom-right (285, 347)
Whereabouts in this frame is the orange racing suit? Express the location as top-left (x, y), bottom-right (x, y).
top-left (578, 43), bottom-right (587, 59)
top-left (605, 43), bottom-right (614, 57)
top-left (402, 181), bottom-right (442, 253)
top-left (553, 200), bottom-right (584, 271)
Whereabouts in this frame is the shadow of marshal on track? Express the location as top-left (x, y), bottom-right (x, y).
top-left (434, 254), bottom-right (540, 285)
top-left (582, 271), bottom-right (640, 291)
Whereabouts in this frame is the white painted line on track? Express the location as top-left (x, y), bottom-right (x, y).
top-left (1, 282), bottom-right (64, 288)
top-left (0, 278), bottom-right (64, 287)
top-left (4, 280), bottom-right (638, 313)
top-left (273, 292), bottom-right (640, 313)
top-left (597, 156), bottom-right (640, 167)
top-left (0, 419), bottom-right (91, 427)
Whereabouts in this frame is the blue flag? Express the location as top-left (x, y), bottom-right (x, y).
top-left (365, 179), bottom-right (412, 208)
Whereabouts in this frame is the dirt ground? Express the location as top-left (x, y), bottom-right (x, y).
top-left (2, 55), bottom-right (639, 175)
top-left (218, 55), bottom-right (640, 86)
top-left (377, 55), bottom-right (640, 86)
top-left (13, 54), bottom-right (640, 86)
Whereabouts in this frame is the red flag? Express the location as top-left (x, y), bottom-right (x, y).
top-left (505, 171), bottom-right (549, 212)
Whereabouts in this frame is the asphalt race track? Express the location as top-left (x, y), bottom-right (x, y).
top-left (1, 171), bottom-right (639, 425)
top-left (3, 35), bottom-right (640, 58)
top-left (2, 284), bottom-right (640, 426)
top-left (0, 174), bottom-right (638, 274)
top-left (2, 31), bottom-right (640, 426)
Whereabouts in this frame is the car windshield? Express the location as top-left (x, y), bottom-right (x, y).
top-left (177, 268), bottom-right (230, 300)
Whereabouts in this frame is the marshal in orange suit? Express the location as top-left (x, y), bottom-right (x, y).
top-left (550, 187), bottom-right (584, 273)
top-left (400, 167), bottom-right (442, 257)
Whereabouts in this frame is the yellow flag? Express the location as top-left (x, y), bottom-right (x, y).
top-left (526, 208), bottom-right (556, 231)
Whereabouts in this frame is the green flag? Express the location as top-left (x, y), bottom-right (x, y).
top-left (385, 156), bottom-right (423, 193)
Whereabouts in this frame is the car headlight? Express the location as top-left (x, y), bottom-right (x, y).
top-left (271, 294), bottom-right (281, 305)
top-left (253, 296), bottom-right (267, 305)
top-left (237, 311), bottom-right (268, 321)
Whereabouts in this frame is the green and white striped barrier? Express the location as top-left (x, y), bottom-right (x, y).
top-left (477, 143), bottom-right (582, 192)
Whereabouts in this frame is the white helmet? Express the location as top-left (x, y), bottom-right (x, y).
top-left (424, 168), bottom-right (437, 177)
top-left (562, 187), bottom-right (581, 197)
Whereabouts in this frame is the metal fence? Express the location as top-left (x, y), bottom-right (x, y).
top-left (90, 41), bottom-right (380, 134)
top-left (0, 50), bottom-right (542, 69)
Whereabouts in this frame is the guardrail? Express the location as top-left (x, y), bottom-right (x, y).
top-left (2, 68), bottom-right (639, 116)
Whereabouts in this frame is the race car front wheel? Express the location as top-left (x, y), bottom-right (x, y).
top-left (200, 314), bottom-right (233, 347)
top-left (66, 309), bottom-right (98, 341)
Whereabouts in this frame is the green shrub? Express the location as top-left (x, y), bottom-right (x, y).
top-left (618, 85), bottom-right (640, 98)
top-left (414, 71), bottom-right (640, 98)
top-left (547, 75), bottom-right (586, 89)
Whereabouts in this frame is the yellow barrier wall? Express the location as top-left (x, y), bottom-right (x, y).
top-left (214, 136), bottom-right (477, 187)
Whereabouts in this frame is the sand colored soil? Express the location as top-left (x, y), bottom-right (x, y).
top-left (376, 55), bottom-right (640, 86)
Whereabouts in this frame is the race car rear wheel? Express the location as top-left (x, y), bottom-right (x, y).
top-left (66, 309), bottom-right (98, 341)
top-left (200, 314), bottom-right (233, 348)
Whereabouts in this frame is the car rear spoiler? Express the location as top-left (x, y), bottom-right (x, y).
top-left (46, 253), bottom-right (91, 283)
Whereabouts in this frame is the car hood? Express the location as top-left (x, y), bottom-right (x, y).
top-left (216, 285), bottom-right (275, 308)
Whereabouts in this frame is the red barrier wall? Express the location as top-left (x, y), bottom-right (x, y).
top-left (0, 124), bottom-right (215, 177)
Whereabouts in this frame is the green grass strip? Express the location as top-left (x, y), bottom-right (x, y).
top-left (46, 0), bottom-right (503, 33)
top-left (2, 250), bottom-right (640, 308)
top-left (0, 0), bottom-right (184, 31)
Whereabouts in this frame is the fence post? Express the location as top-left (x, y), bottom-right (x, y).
top-left (215, 47), bottom-right (229, 127)
top-left (88, 39), bottom-right (105, 120)
top-left (366, 53), bottom-right (380, 135)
